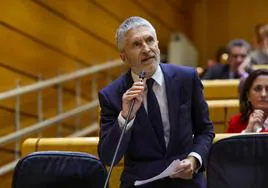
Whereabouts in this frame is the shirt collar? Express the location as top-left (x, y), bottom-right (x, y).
top-left (131, 65), bottom-right (164, 86)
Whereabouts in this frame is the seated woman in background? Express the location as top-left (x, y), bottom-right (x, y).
top-left (227, 69), bottom-right (268, 133)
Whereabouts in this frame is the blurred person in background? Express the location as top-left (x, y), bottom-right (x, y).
top-left (202, 39), bottom-right (251, 80)
top-left (251, 24), bottom-right (264, 49)
top-left (227, 69), bottom-right (268, 133)
top-left (201, 47), bottom-right (228, 78)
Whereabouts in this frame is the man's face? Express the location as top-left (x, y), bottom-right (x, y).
top-left (120, 26), bottom-right (160, 78)
top-left (229, 46), bottom-right (248, 72)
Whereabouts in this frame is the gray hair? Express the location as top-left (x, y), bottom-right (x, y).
top-left (227, 39), bottom-right (251, 54)
top-left (116, 16), bottom-right (156, 51)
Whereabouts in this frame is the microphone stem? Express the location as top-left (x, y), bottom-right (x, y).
top-left (103, 99), bottom-right (136, 188)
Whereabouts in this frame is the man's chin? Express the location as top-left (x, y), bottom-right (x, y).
top-left (140, 63), bottom-right (158, 77)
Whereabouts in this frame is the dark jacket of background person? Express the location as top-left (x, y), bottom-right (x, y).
top-left (202, 64), bottom-right (240, 79)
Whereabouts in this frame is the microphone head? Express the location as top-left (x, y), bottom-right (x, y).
top-left (139, 71), bottom-right (146, 80)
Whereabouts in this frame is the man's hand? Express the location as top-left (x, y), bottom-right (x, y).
top-left (238, 56), bottom-right (250, 76)
top-left (121, 81), bottom-right (145, 120)
top-left (170, 156), bottom-right (198, 180)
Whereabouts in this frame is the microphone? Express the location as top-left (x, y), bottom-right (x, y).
top-left (139, 70), bottom-right (146, 81)
top-left (103, 71), bottom-right (145, 188)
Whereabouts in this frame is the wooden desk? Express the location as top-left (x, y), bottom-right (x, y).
top-left (202, 79), bottom-right (239, 100)
top-left (252, 65), bottom-right (268, 70)
top-left (207, 99), bottom-right (239, 133)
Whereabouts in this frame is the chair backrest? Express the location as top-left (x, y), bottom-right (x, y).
top-left (207, 134), bottom-right (268, 188)
top-left (12, 151), bottom-right (107, 188)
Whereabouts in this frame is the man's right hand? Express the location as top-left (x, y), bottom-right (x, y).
top-left (121, 81), bottom-right (145, 120)
top-left (238, 56), bottom-right (250, 76)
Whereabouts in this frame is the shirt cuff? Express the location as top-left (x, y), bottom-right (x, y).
top-left (188, 152), bottom-right (202, 173)
top-left (241, 128), bottom-right (262, 133)
top-left (118, 112), bottom-right (135, 131)
top-left (256, 127), bottom-right (262, 133)
top-left (241, 129), bottom-right (246, 133)
top-left (240, 72), bottom-right (249, 78)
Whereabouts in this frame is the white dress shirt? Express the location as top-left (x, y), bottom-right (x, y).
top-left (118, 65), bottom-right (202, 168)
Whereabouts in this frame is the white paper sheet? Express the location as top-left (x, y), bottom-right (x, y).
top-left (134, 159), bottom-right (183, 186)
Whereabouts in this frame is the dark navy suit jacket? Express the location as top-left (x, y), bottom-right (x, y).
top-left (98, 63), bottom-right (214, 188)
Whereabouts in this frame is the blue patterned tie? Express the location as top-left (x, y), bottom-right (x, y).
top-left (146, 78), bottom-right (166, 150)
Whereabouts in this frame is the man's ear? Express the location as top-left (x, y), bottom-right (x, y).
top-left (156, 40), bottom-right (160, 51)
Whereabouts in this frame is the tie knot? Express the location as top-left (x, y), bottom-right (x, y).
top-left (146, 78), bottom-right (155, 89)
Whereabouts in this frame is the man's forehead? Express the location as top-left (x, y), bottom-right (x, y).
top-left (231, 46), bottom-right (248, 54)
top-left (125, 26), bottom-right (155, 40)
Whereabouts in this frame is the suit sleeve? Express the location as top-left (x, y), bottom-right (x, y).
top-left (191, 70), bottom-right (215, 171)
top-left (98, 91), bottom-right (133, 166)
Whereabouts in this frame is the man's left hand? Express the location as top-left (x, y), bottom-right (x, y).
top-left (170, 156), bottom-right (198, 180)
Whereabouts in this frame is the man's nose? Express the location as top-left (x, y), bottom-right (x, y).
top-left (142, 43), bottom-right (150, 53)
top-left (236, 56), bottom-right (244, 62)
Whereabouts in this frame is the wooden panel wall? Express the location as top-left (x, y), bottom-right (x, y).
top-left (0, 0), bottom-right (190, 79)
top-left (0, 0), bottom-right (190, 124)
top-left (192, 0), bottom-right (268, 67)
top-left (0, 0), bottom-right (191, 87)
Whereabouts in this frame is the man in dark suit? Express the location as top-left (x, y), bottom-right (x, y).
top-left (98, 16), bottom-right (214, 188)
top-left (202, 39), bottom-right (251, 80)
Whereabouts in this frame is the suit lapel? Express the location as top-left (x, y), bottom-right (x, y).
top-left (160, 64), bottom-right (182, 153)
top-left (123, 70), bottom-right (155, 133)
top-left (124, 69), bottom-right (166, 152)
top-left (123, 70), bottom-right (134, 90)
top-left (124, 66), bottom-right (185, 153)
